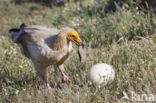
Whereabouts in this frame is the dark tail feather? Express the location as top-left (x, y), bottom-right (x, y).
top-left (9, 29), bottom-right (20, 32)
top-left (9, 23), bottom-right (26, 43)
top-left (20, 23), bottom-right (26, 29)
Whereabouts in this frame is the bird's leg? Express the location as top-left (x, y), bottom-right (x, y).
top-left (34, 63), bottom-right (55, 92)
top-left (58, 64), bottom-right (72, 83)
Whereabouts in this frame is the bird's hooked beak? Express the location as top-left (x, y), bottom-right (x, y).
top-left (73, 36), bottom-right (82, 46)
top-left (67, 31), bottom-right (82, 46)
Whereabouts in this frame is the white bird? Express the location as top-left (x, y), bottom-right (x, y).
top-left (9, 23), bottom-right (82, 92)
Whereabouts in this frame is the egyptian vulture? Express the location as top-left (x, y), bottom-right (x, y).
top-left (9, 23), bottom-right (83, 92)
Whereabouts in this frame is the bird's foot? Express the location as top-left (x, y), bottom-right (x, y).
top-left (62, 74), bottom-right (72, 83)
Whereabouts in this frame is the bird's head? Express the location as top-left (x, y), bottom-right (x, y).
top-left (67, 30), bottom-right (82, 46)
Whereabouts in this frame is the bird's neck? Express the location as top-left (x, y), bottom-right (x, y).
top-left (51, 34), bottom-right (68, 50)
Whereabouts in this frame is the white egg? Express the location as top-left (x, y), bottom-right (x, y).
top-left (88, 63), bottom-right (115, 84)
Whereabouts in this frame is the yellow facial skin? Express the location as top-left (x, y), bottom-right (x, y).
top-left (67, 31), bottom-right (82, 46)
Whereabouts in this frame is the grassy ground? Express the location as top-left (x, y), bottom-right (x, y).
top-left (0, 0), bottom-right (156, 103)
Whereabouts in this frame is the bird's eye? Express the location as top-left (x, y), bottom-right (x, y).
top-left (71, 35), bottom-right (75, 37)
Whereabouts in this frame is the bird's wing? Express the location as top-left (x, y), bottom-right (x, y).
top-left (24, 25), bottom-right (59, 36)
top-left (25, 25), bottom-right (59, 33)
top-left (23, 25), bottom-right (59, 44)
top-left (21, 25), bottom-right (64, 63)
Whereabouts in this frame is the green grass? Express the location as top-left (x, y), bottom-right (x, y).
top-left (0, 0), bottom-right (156, 103)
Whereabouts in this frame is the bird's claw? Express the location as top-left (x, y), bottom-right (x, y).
top-left (62, 75), bottom-right (72, 83)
